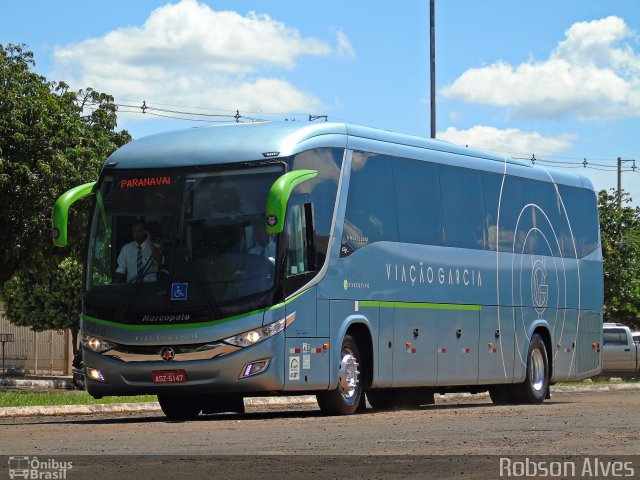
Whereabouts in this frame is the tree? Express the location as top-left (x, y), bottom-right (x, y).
top-left (0, 43), bottom-right (131, 286)
top-left (0, 43), bottom-right (131, 334)
top-left (1, 258), bottom-right (82, 331)
top-left (598, 189), bottom-right (640, 329)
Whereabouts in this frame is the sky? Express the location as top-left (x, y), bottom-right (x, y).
top-left (2, 0), bottom-right (639, 204)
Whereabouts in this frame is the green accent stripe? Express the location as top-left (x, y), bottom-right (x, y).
top-left (82, 289), bottom-right (312, 331)
top-left (359, 301), bottom-right (481, 311)
top-left (267, 288), bottom-right (311, 311)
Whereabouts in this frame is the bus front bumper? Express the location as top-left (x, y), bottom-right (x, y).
top-left (82, 333), bottom-right (285, 398)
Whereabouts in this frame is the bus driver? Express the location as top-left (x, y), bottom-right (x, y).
top-left (114, 221), bottom-right (160, 283)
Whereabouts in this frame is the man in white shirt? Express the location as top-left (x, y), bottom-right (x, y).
top-left (248, 225), bottom-right (276, 261)
top-left (114, 221), bottom-right (160, 283)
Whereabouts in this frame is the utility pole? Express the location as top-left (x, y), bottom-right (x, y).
top-left (617, 157), bottom-right (622, 205)
top-left (430, 0), bottom-right (436, 139)
top-left (617, 157), bottom-right (637, 205)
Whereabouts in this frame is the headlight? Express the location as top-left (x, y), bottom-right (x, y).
top-left (81, 333), bottom-right (116, 353)
top-left (224, 312), bottom-right (295, 348)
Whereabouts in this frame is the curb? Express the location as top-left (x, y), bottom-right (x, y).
top-left (0, 396), bottom-right (317, 418)
top-left (2, 378), bottom-right (73, 389)
top-left (1, 383), bottom-right (638, 418)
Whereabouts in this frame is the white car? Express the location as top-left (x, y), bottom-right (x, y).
top-left (602, 323), bottom-right (640, 378)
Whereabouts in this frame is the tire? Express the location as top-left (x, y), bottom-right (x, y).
top-left (72, 372), bottom-right (86, 391)
top-left (367, 388), bottom-right (434, 410)
top-left (316, 334), bottom-right (363, 415)
top-left (512, 333), bottom-right (549, 404)
top-left (158, 394), bottom-right (203, 420)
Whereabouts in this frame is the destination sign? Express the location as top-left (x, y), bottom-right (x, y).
top-left (119, 176), bottom-right (171, 189)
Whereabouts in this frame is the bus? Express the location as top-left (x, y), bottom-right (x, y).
top-left (52, 121), bottom-right (603, 419)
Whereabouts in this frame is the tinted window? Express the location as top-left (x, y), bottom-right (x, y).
top-left (343, 152), bottom-right (398, 253)
top-left (288, 148), bottom-right (343, 266)
top-left (497, 175), bottom-right (524, 253)
top-left (440, 165), bottom-right (485, 249)
top-left (482, 172), bottom-right (503, 251)
top-left (521, 179), bottom-right (563, 257)
top-left (558, 186), bottom-right (599, 258)
top-left (393, 157), bottom-right (444, 246)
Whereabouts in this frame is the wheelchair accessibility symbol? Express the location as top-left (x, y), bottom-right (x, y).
top-left (171, 283), bottom-right (188, 301)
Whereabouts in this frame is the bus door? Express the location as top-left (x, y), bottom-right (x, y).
top-left (282, 196), bottom-right (329, 390)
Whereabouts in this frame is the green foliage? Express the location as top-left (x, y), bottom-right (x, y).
top-left (1, 258), bottom-right (82, 331)
top-left (0, 43), bottom-right (131, 332)
top-left (0, 43), bottom-right (131, 286)
top-left (598, 189), bottom-right (640, 329)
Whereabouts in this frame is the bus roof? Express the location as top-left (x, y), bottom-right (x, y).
top-left (105, 121), bottom-right (593, 190)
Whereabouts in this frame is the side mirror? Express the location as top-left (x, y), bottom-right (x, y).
top-left (52, 182), bottom-right (96, 247)
top-left (265, 169), bottom-right (317, 235)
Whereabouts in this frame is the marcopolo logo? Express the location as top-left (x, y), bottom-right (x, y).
top-left (8, 456), bottom-right (73, 479)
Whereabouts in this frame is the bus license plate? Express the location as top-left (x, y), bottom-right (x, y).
top-left (152, 370), bottom-right (187, 384)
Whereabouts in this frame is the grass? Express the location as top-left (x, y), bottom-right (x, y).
top-left (554, 377), bottom-right (639, 387)
top-left (0, 390), bottom-right (157, 408)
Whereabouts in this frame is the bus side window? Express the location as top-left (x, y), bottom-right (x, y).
top-left (342, 152), bottom-right (398, 254)
top-left (440, 164), bottom-right (485, 250)
top-left (284, 200), bottom-right (316, 295)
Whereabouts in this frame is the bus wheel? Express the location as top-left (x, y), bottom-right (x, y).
top-left (158, 394), bottom-right (202, 420)
top-left (513, 333), bottom-right (549, 404)
top-left (316, 334), bottom-right (363, 415)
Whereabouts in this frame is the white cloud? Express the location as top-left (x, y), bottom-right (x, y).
top-left (441, 16), bottom-right (640, 120)
top-left (51, 0), bottom-right (353, 115)
top-left (438, 126), bottom-right (575, 156)
top-left (335, 29), bottom-right (356, 59)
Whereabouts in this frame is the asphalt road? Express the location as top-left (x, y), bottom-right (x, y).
top-left (1, 390), bottom-right (638, 479)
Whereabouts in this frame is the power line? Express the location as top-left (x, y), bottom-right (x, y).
top-left (107, 99), bottom-right (328, 125)
top-left (511, 154), bottom-right (638, 174)
top-left (113, 97), bottom-right (318, 118)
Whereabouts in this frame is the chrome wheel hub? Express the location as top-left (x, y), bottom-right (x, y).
top-left (338, 349), bottom-right (360, 399)
top-left (530, 348), bottom-right (545, 391)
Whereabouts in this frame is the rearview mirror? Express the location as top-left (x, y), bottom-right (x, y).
top-left (52, 182), bottom-right (96, 247)
top-left (265, 169), bottom-right (317, 235)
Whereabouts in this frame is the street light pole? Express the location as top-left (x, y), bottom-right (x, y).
top-left (430, 0), bottom-right (436, 139)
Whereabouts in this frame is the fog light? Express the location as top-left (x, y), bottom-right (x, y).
top-left (86, 368), bottom-right (105, 382)
top-left (239, 359), bottom-right (270, 379)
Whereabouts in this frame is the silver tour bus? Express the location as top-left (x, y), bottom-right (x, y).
top-left (53, 122), bottom-right (604, 419)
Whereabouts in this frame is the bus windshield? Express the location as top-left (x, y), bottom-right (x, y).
top-left (85, 164), bottom-right (284, 325)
